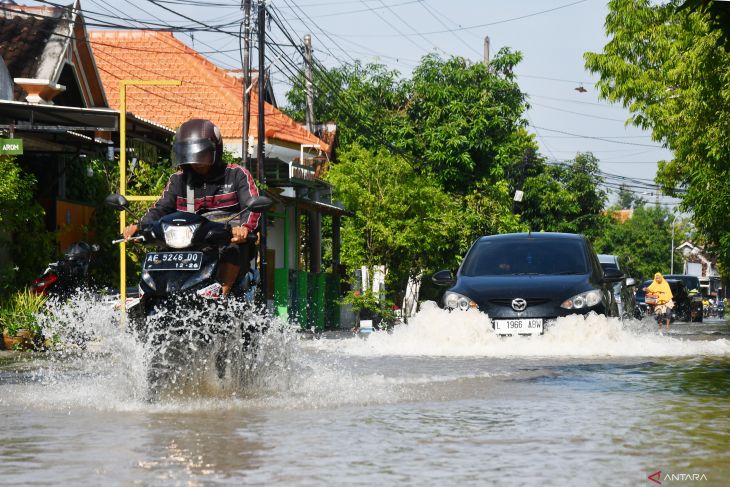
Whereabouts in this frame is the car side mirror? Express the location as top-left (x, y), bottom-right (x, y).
top-left (603, 268), bottom-right (625, 283)
top-left (625, 277), bottom-right (636, 287)
top-left (432, 269), bottom-right (455, 286)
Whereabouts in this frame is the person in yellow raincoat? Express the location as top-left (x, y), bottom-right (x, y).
top-left (643, 272), bottom-right (674, 330)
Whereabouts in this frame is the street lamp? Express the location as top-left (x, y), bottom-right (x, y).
top-left (670, 214), bottom-right (678, 274)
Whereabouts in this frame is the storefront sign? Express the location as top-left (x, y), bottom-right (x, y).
top-left (0, 138), bottom-right (23, 155)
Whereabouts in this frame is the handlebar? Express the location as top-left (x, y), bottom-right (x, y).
top-left (112, 235), bottom-right (145, 245)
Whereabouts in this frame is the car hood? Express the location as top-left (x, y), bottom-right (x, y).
top-left (453, 274), bottom-right (593, 305)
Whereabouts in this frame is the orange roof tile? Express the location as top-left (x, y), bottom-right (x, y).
top-left (88, 30), bottom-right (328, 152)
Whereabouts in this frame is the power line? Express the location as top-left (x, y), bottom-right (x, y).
top-left (532, 126), bottom-right (662, 147)
top-left (322, 0), bottom-right (589, 37)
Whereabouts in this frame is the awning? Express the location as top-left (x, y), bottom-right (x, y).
top-left (0, 100), bottom-right (119, 131)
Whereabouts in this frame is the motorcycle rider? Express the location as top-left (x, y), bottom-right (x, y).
top-left (122, 118), bottom-right (261, 298)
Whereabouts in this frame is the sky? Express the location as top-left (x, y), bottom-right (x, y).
top-left (24, 0), bottom-right (679, 207)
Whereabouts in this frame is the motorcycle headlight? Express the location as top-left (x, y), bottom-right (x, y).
top-left (561, 289), bottom-right (603, 310)
top-left (443, 291), bottom-right (478, 311)
top-left (162, 223), bottom-right (199, 249)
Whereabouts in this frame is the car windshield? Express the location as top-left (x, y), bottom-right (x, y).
top-left (461, 238), bottom-right (589, 276)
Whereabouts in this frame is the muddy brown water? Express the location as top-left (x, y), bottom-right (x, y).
top-left (1, 299), bottom-right (729, 486)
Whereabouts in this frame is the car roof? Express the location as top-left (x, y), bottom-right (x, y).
top-left (663, 274), bottom-right (699, 281)
top-left (476, 232), bottom-right (585, 242)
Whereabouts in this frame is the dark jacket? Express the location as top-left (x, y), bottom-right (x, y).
top-left (140, 163), bottom-right (261, 231)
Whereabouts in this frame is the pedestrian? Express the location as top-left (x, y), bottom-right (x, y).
top-left (123, 118), bottom-right (261, 298)
top-left (643, 272), bottom-right (673, 331)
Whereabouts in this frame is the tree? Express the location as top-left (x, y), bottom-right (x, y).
top-left (404, 50), bottom-right (530, 194)
top-left (0, 155), bottom-right (54, 296)
top-left (614, 184), bottom-right (647, 210)
top-left (594, 204), bottom-right (686, 280)
top-left (585, 0), bottom-right (730, 272)
top-left (285, 51), bottom-right (533, 305)
top-left (520, 152), bottom-right (610, 240)
top-left (325, 144), bottom-right (462, 305)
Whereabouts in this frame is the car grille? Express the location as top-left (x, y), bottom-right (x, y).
top-left (489, 298), bottom-right (551, 307)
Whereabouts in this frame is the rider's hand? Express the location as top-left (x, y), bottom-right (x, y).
top-left (123, 223), bottom-right (139, 241)
top-left (230, 225), bottom-right (249, 244)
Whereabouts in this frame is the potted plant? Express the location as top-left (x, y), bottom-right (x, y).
top-left (0, 288), bottom-right (47, 350)
top-left (342, 289), bottom-right (396, 331)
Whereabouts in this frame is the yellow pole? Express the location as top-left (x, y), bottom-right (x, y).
top-left (118, 79), bottom-right (181, 314)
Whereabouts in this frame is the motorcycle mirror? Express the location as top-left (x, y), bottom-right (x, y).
top-left (245, 195), bottom-right (274, 213)
top-left (105, 193), bottom-right (132, 212)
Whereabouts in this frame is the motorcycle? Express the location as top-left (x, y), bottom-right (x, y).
top-left (31, 241), bottom-right (99, 297)
top-left (105, 192), bottom-right (272, 318)
top-left (105, 193), bottom-right (273, 396)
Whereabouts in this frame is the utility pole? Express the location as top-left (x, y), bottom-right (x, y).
top-left (303, 33), bottom-right (315, 132)
top-left (483, 35), bottom-right (490, 65)
top-left (302, 34), bottom-right (321, 273)
top-left (241, 0), bottom-right (252, 171)
top-left (256, 0), bottom-right (268, 304)
top-left (671, 214), bottom-right (678, 274)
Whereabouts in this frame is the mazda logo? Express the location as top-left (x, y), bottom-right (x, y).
top-left (511, 298), bottom-right (527, 311)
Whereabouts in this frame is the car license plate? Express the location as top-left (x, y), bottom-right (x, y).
top-left (493, 318), bottom-right (543, 335)
top-left (143, 252), bottom-right (203, 271)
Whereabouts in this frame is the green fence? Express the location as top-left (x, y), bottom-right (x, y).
top-left (273, 268), bottom-right (341, 331)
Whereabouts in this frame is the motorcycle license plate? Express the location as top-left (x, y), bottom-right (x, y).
top-left (143, 252), bottom-right (203, 271)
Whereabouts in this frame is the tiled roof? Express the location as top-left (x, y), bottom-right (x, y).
top-left (0, 6), bottom-right (61, 100)
top-left (88, 30), bottom-right (328, 151)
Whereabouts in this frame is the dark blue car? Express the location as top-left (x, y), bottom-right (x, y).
top-left (432, 233), bottom-right (624, 336)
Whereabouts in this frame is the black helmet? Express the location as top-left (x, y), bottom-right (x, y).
top-left (171, 119), bottom-right (223, 169)
top-left (64, 241), bottom-right (92, 260)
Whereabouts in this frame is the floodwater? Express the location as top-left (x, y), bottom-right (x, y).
top-left (1, 298), bottom-right (729, 486)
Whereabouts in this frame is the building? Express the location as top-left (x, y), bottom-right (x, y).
top-left (676, 241), bottom-right (723, 299)
top-left (0, 1), bottom-right (174, 254)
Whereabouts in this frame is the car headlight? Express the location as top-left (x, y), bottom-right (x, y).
top-left (560, 289), bottom-right (603, 310)
top-left (444, 291), bottom-right (478, 311)
top-left (162, 223), bottom-right (199, 248)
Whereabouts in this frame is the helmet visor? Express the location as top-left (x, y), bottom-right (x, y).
top-left (172, 138), bottom-right (216, 167)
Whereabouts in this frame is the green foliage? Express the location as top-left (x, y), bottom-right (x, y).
top-left (405, 50), bottom-right (530, 194)
top-left (340, 289), bottom-right (395, 323)
top-left (0, 288), bottom-right (47, 337)
top-left (0, 155), bottom-right (54, 296)
top-left (594, 205), bottom-right (684, 280)
top-left (585, 0), bottom-right (730, 272)
top-left (521, 153), bottom-right (610, 240)
top-left (613, 184), bottom-right (647, 210)
top-left (326, 144), bottom-right (463, 299)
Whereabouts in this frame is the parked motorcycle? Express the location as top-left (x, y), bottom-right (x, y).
top-left (105, 193), bottom-right (273, 396)
top-left (31, 241), bottom-right (99, 297)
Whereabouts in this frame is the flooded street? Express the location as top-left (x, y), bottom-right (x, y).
top-left (1, 300), bottom-right (729, 486)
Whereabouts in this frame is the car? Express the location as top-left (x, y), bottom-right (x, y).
top-left (635, 278), bottom-right (693, 322)
top-left (662, 274), bottom-right (703, 322)
top-left (432, 232), bottom-right (624, 336)
top-left (597, 254), bottom-right (638, 320)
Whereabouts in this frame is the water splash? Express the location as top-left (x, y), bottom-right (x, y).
top-left (320, 301), bottom-right (730, 358)
top-left (1, 292), bottom-right (407, 411)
